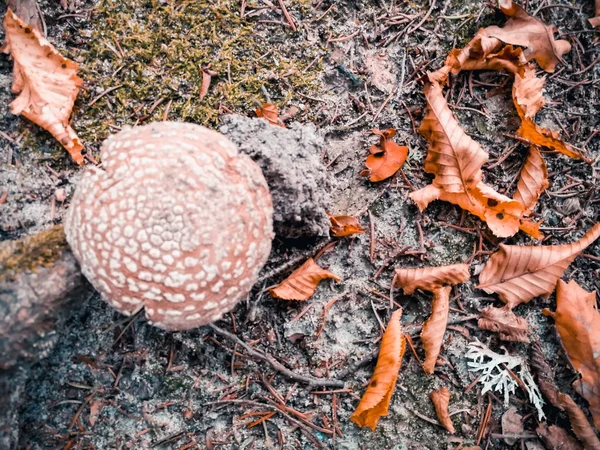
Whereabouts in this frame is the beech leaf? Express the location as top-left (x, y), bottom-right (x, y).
top-left (478, 223), bottom-right (600, 308)
top-left (517, 118), bottom-right (590, 163)
top-left (512, 65), bottom-right (545, 119)
top-left (513, 145), bottom-right (549, 215)
top-left (255, 103), bottom-right (284, 127)
top-left (395, 264), bottom-right (470, 374)
top-left (479, 305), bottom-right (530, 343)
top-left (430, 387), bottom-right (455, 433)
top-left (485, 0), bottom-right (571, 73)
top-left (543, 280), bottom-right (600, 431)
top-left (360, 128), bottom-right (408, 182)
top-left (269, 258), bottom-right (341, 301)
top-left (3, 9), bottom-right (84, 164)
top-left (350, 309), bottom-right (406, 431)
top-left (329, 215), bottom-right (366, 237)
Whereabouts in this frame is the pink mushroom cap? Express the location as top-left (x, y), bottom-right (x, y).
top-left (65, 122), bottom-right (274, 330)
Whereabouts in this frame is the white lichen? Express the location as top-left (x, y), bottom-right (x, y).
top-left (466, 340), bottom-right (545, 420)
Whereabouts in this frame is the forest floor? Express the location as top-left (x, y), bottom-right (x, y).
top-left (1, 0), bottom-right (600, 449)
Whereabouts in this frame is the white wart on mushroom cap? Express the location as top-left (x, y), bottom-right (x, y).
top-left (65, 122), bottom-right (274, 330)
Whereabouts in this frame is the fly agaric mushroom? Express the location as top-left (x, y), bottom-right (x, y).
top-left (64, 122), bottom-right (274, 331)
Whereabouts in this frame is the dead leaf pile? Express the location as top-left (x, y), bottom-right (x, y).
top-left (394, 264), bottom-right (470, 374)
top-left (2, 9), bottom-right (84, 164)
top-left (410, 0), bottom-right (589, 238)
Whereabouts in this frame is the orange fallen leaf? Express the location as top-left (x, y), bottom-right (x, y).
top-left (512, 65), bottom-right (545, 119)
top-left (395, 264), bottom-right (469, 374)
top-left (350, 308), bottom-right (405, 430)
top-left (199, 70), bottom-right (211, 101)
top-left (450, 43), bottom-right (526, 75)
top-left (478, 223), bottom-right (600, 308)
top-left (329, 214), bottom-right (366, 237)
top-left (517, 119), bottom-right (590, 163)
top-left (255, 103), bottom-right (284, 127)
top-left (513, 145), bottom-right (549, 215)
top-left (478, 305), bottom-right (529, 343)
top-left (88, 398), bottom-right (104, 427)
top-left (269, 257), bottom-right (341, 301)
top-left (360, 128), bottom-right (408, 182)
top-left (430, 387), bottom-right (455, 433)
top-left (485, 0), bottom-right (571, 73)
top-left (3, 9), bottom-right (84, 164)
top-left (543, 280), bottom-right (600, 430)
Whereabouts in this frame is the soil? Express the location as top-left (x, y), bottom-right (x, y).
top-left (1, 0), bottom-right (600, 449)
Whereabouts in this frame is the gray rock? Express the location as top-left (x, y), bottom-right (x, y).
top-left (220, 115), bottom-right (333, 239)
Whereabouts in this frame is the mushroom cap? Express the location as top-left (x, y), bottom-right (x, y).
top-left (65, 122), bottom-right (274, 330)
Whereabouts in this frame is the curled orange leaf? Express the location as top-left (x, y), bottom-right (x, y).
top-left (255, 103), bottom-right (284, 127)
top-left (3, 9), bottom-right (84, 164)
top-left (350, 309), bottom-right (405, 431)
top-left (543, 280), bottom-right (600, 430)
top-left (360, 128), bottom-right (408, 182)
top-left (478, 305), bottom-right (529, 343)
top-left (329, 215), bottom-right (366, 237)
top-left (430, 387), bottom-right (455, 433)
top-left (485, 0), bottom-right (571, 73)
top-left (478, 223), bottom-right (600, 308)
top-left (269, 258), bottom-right (341, 301)
top-left (395, 264), bottom-right (469, 374)
top-left (517, 119), bottom-right (590, 162)
top-left (513, 145), bottom-right (549, 215)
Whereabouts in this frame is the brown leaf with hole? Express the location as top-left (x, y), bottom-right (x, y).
top-left (360, 128), bottom-right (408, 182)
top-left (2, 9), bottom-right (84, 164)
top-left (430, 387), bottom-right (455, 433)
top-left (512, 65), bottom-right (545, 119)
top-left (269, 258), bottom-right (341, 301)
top-left (395, 264), bottom-right (469, 374)
top-left (543, 280), bottom-right (600, 431)
top-left (255, 103), bottom-right (284, 127)
top-left (513, 145), bottom-right (549, 215)
top-left (517, 119), bottom-right (590, 163)
top-left (329, 215), bottom-right (366, 237)
top-left (536, 423), bottom-right (583, 450)
top-left (351, 309), bottom-right (406, 431)
top-left (485, 0), bottom-right (571, 73)
top-left (479, 305), bottom-right (530, 343)
top-left (478, 223), bottom-right (600, 308)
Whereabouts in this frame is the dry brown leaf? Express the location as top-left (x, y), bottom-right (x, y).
top-left (517, 119), bottom-right (590, 163)
top-left (329, 215), bottom-right (366, 237)
top-left (269, 258), bottom-right (341, 301)
top-left (3, 9), bottom-right (84, 164)
top-left (89, 399), bottom-right (104, 427)
top-left (485, 0), bottom-right (571, 73)
top-left (351, 309), bottom-right (406, 430)
top-left (430, 387), bottom-right (455, 433)
top-left (590, 0), bottom-right (600, 28)
top-left (536, 423), bottom-right (583, 450)
top-left (512, 65), bottom-right (545, 119)
top-left (543, 280), bottom-right (600, 430)
top-left (360, 128), bottom-right (408, 182)
top-left (513, 145), bottom-right (549, 215)
top-left (478, 223), bottom-right (600, 308)
top-left (255, 103), bottom-right (284, 127)
top-left (395, 264), bottom-right (469, 373)
top-left (479, 305), bottom-right (530, 343)
top-left (364, 51), bottom-right (397, 94)
top-left (451, 43), bottom-right (526, 75)
top-left (501, 407), bottom-right (524, 445)
top-left (199, 70), bottom-right (211, 101)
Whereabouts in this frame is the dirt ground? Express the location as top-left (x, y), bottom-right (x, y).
top-left (1, 0), bottom-right (600, 449)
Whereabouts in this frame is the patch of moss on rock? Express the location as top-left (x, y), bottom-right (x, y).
top-left (74, 0), bottom-right (323, 156)
top-left (0, 225), bottom-right (69, 282)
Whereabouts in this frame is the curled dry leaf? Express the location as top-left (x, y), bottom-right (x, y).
top-left (479, 305), bottom-right (530, 343)
top-left (3, 9), bottom-right (84, 164)
top-left (360, 128), bottom-right (408, 182)
top-left (543, 280), bottom-right (600, 430)
top-left (512, 65), bottom-right (545, 119)
top-left (513, 145), bottom-right (549, 215)
top-left (486, 0), bottom-right (571, 73)
top-left (329, 214), bottom-right (366, 237)
top-left (255, 103), bottom-right (284, 127)
top-left (430, 387), bottom-right (455, 433)
top-left (395, 264), bottom-right (469, 374)
top-left (536, 423), bottom-right (583, 450)
top-left (517, 119), bottom-right (590, 162)
top-left (478, 223), bottom-right (600, 308)
top-left (269, 258), bottom-right (341, 301)
top-left (350, 309), bottom-right (406, 431)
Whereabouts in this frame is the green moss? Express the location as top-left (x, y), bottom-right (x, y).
top-left (72, 0), bottom-right (323, 156)
top-left (0, 225), bottom-right (68, 282)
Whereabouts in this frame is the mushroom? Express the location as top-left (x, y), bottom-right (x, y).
top-left (64, 122), bottom-right (274, 331)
